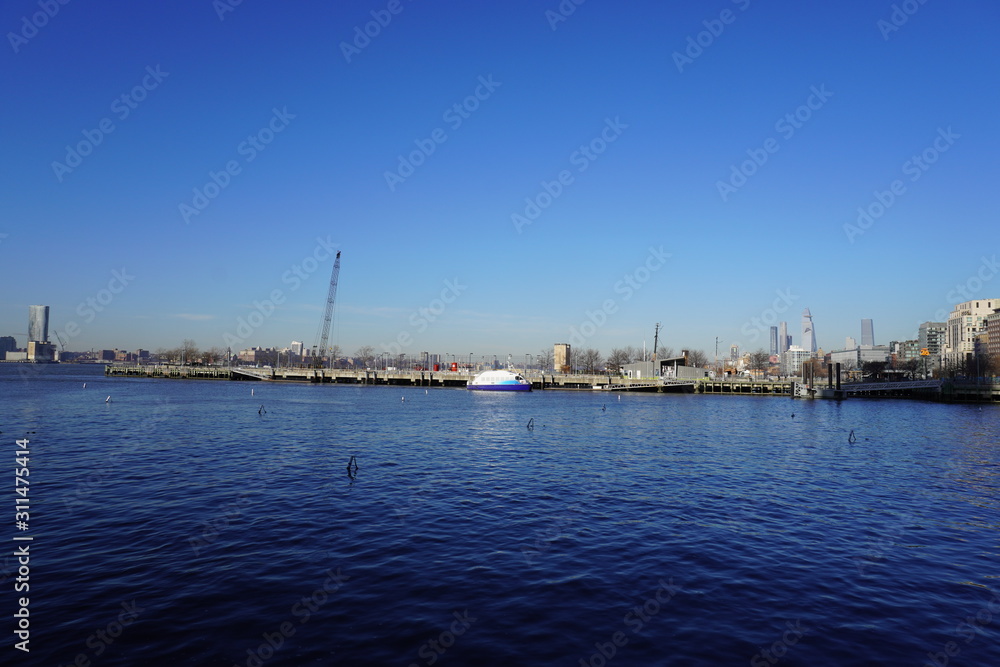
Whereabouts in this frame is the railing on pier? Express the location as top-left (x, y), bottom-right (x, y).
top-left (605, 379), bottom-right (697, 391)
top-left (841, 379), bottom-right (942, 393)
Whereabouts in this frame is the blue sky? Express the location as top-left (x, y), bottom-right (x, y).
top-left (2, 0), bottom-right (998, 360)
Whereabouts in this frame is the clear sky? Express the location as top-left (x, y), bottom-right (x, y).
top-left (2, 0), bottom-right (998, 361)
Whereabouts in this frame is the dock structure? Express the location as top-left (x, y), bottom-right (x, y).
top-left (799, 379), bottom-right (1000, 402)
top-left (102, 365), bottom-right (1000, 402)
top-left (939, 380), bottom-right (1000, 402)
top-left (697, 379), bottom-right (794, 396)
top-left (841, 379), bottom-right (942, 396)
top-left (105, 365), bottom-right (613, 390)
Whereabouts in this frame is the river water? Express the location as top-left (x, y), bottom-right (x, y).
top-left (2, 364), bottom-right (998, 666)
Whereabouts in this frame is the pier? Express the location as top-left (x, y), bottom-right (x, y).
top-left (104, 365), bottom-right (785, 394)
top-left (698, 379), bottom-right (794, 396)
top-left (105, 364), bottom-right (614, 390)
top-left (103, 365), bottom-right (1000, 402)
top-left (103, 364), bottom-right (782, 393)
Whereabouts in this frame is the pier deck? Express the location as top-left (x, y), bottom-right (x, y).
top-left (103, 365), bottom-right (1000, 401)
top-left (106, 365), bottom-right (613, 389)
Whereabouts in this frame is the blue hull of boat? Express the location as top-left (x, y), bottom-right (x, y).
top-left (467, 384), bottom-right (532, 391)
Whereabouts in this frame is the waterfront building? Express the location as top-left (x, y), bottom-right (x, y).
top-left (290, 341), bottom-right (304, 357)
top-left (895, 340), bottom-right (921, 363)
top-left (621, 361), bottom-right (656, 379)
top-left (830, 345), bottom-right (890, 370)
top-left (780, 345), bottom-right (811, 376)
top-left (830, 348), bottom-right (860, 370)
top-left (778, 322), bottom-right (790, 355)
top-left (0, 336), bottom-right (16, 355)
top-left (987, 311), bottom-right (1000, 363)
top-left (861, 319), bottom-right (874, 347)
top-left (27, 341), bottom-right (55, 362)
top-left (238, 346), bottom-right (283, 364)
top-left (769, 326), bottom-right (778, 356)
top-left (554, 343), bottom-right (571, 373)
top-left (801, 309), bottom-right (817, 355)
top-left (918, 322), bottom-right (946, 355)
top-left (943, 299), bottom-right (1000, 365)
top-left (845, 336), bottom-right (856, 350)
top-left (861, 345), bottom-right (890, 364)
top-left (28, 305), bottom-right (49, 343)
top-left (624, 355), bottom-right (709, 379)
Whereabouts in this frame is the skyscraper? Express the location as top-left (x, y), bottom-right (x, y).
top-left (28, 305), bottom-right (49, 343)
top-left (801, 308), bottom-right (816, 354)
top-left (861, 319), bottom-right (874, 347)
top-left (778, 322), bottom-right (790, 355)
top-left (769, 326), bottom-right (779, 356)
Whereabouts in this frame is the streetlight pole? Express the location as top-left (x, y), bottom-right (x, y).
top-left (715, 336), bottom-right (719, 378)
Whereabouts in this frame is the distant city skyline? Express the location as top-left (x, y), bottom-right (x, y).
top-left (2, 2), bottom-right (998, 356)
top-left (5, 300), bottom-right (986, 363)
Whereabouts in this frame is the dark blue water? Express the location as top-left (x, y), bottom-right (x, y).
top-left (2, 364), bottom-right (998, 666)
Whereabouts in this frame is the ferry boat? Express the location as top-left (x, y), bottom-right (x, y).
top-left (467, 369), bottom-right (532, 392)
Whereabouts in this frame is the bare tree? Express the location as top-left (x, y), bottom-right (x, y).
top-left (982, 351), bottom-right (998, 378)
top-left (607, 348), bottom-right (631, 372)
top-left (940, 355), bottom-right (971, 379)
top-left (538, 348), bottom-right (553, 371)
top-left (181, 339), bottom-right (199, 365)
top-left (897, 358), bottom-right (919, 379)
top-left (328, 344), bottom-right (343, 368)
top-left (861, 360), bottom-right (887, 380)
top-left (579, 348), bottom-right (603, 373)
top-left (201, 347), bottom-right (217, 365)
top-left (656, 345), bottom-right (675, 360)
top-left (355, 345), bottom-right (375, 368)
top-left (687, 349), bottom-right (708, 367)
top-left (749, 349), bottom-right (770, 378)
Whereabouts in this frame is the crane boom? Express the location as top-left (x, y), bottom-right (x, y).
top-left (317, 251), bottom-right (341, 367)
